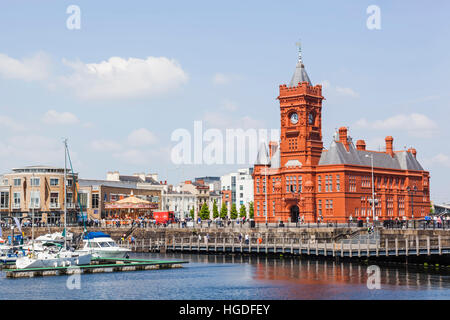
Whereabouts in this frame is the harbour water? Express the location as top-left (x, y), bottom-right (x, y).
top-left (1, 253), bottom-right (449, 300)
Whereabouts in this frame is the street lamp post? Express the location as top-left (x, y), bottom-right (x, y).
top-left (264, 167), bottom-right (268, 227)
top-left (365, 154), bottom-right (376, 224)
top-left (407, 185), bottom-right (417, 221)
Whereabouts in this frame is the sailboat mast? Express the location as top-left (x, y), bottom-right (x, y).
top-left (64, 139), bottom-right (67, 249)
top-left (32, 172), bottom-right (35, 256)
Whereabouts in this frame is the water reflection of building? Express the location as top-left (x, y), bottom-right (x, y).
top-left (148, 253), bottom-right (447, 294)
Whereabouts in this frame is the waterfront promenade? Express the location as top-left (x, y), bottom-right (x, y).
top-left (4, 223), bottom-right (449, 264)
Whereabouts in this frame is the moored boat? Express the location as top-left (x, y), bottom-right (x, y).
top-left (76, 232), bottom-right (130, 259)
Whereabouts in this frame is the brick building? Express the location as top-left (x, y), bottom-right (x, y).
top-left (253, 47), bottom-right (430, 223)
top-left (0, 166), bottom-right (79, 224)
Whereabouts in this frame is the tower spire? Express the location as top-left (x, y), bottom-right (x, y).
top-left (289, 40), bottom-right (312, 87)
top-left (296, 40), bottom-right (303, 64)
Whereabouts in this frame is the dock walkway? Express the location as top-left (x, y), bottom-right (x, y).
top-left (4, 258), bottom-right (188, 278)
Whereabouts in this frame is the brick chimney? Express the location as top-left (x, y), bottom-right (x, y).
top-left (185, 180), bottom-right (192, 184)
top-left (356, 140), bottom-right (366, 151)
top-left (385, 136), bottom-right (394, 157)
top-left (339, 127), bottom-right (349, 150)
top-left (408, 147), bottom-right (417, 158)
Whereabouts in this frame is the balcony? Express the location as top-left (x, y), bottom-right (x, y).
top-left (49, 203), bottom-right (60, 209)
top-left (66, 203), bottom-right (75, 209)
top-left (12, 204), bottom-right (21, 209)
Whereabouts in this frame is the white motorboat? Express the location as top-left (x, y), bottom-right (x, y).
top-left (15, 243), bottom-right (91, 269)
top-left (22, 231), bottom-right (74, 253)
top-left (76, 232), bottom-right (130, 259)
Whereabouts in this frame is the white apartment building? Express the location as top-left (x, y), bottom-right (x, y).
top-left (220, 168), bottom-right (254, 215)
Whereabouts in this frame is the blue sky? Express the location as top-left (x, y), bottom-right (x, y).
top-left (0, 1), bottom-right (449, 203)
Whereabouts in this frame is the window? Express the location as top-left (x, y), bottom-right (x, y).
top-left (263, 201), bottom-right (266, 216)
top-left (0, 192), bottom-right (9, 208)
top-left (318, 200), bottom-right (322, 217)
top-left (30, 177), bottom-right (40, 186)
top-left (336, 175), bottom-right (340, 191)
top-left (67, 179), bottom-right (73, 187)
top-left (79, 192), bottom-right (88, 209)
top-left (66, 192), bottom-right (73, 206)
top-left (349, 175), bottom-right (356, 192)
top-left (318, 176), bottom-right (322, 192)
top-left (239, 185), bottom-right (243, 190)
top-left (13, 178), bottom-right (21, 186)
top-left (13, 192), bottom-right (20, 208)
top-left (257, 202), bottom-right (260, 216)
top-left (29, 191), bottom-right (40, 208)
top-left (298, 175), bottom-right (302, 193)
top-left (92, 193), bottom-right (99, 209)
top-left (50, 178), bottom-right (59, 186)
top-left (272, 201), bottom-right (276, 216)
top-left (50, 192), bottom-right (59, 208)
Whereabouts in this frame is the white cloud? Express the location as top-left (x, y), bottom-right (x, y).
top-left (355, 113), bottom-right (437, 138)
top-left (212, 73), bottom-right (230, 85)
top-left (90, 139), bottom-right (122, 152)
top-left (424, 153), bottom-right (450, 168)
top-left (112, 147), bottom-right (170, 166)
top-left (42, 110), bottom-right (79, 125)
top-left (127, 128), bottom-right (158, 147)
top-left (0, 115), bottom-right (26, 131)
top-left (320, 80), bottom-right (359, 98)
top-left (0, 52), bottom-right (51, 81)
top-left (0, 135), bottom-right (63, 167)
top-left (335, 86), bottom-right (358, 98)
top-left (60, 56), bottom-right (188, 99)
top-left (212, 73), bottom-right (243, 85)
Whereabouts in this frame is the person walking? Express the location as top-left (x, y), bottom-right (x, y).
top-left (239, 233), bottom-right (242, 243)
top-left (244, 233), bottom-right (249, 245)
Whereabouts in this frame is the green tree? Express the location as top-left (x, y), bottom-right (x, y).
top-left (199, 202), bottom-right (210, 220)
top-left (212, 200), bottom-right (219, 218)
top-left (220, 203), bottom-right (228, 219)
top-left (239, 204), bottom-right (247, 218)
top-left (249, 202), bottom-right (254, 219)
top-left (189, 207), bottom-right (195, 219)
top-left (230, 204), bottom-right (238, 219)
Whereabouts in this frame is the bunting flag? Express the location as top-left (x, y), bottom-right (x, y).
top-left (13, 217), bottom-right (22, 233)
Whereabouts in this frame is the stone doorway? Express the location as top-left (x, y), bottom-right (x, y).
top-left (290, 205), bottom-right (299, 223)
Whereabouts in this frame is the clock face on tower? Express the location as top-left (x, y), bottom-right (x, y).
top-left (290, 113), bottom-right (298, 125)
